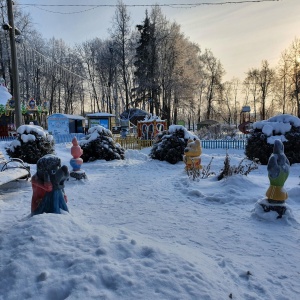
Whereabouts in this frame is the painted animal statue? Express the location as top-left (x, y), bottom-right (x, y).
top-left (266, 139), bottom-right (290, 202)
top-left (31, 154), bottom-right (69, 215)
top-left (183, 139), bottom-right (202, 170)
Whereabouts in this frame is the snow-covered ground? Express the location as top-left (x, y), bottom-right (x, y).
top-left (0, 141), bottom-right (299, 300)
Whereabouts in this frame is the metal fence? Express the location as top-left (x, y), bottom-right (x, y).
top-left (0, 133), bottom-right (86, 144)
top-left (0, 136), bottom-right (15, 142)
top-left (52, 133), bottom-right (86, 144)
top-left (0, 134), bottom-right (247, 150)
top-left (200, 139), bottom-right (246, 149)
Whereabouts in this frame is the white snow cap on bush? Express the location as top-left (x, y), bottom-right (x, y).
top-left (9, 125), bottom-right (52, 152)
top-left (17, 125), bottom-right (47, 138)
top-left (168, 125), bottom-right (198, 140)
top-left (79, 125), bottom-right (112, 145)
top-left (7, 139), bottom-right (21, 153)
top-left (253, 114), bottom-right (300, 144)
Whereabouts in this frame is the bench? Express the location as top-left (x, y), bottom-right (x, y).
top-left (0, 152), bottom-right (31, 187)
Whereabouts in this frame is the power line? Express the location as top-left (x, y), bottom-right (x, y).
top-left (23, 42), bottom-right (88, 81)
top-left (14, 0), bottom-right (281, 15)
top-left (16, 0), bottom-right (281, 6)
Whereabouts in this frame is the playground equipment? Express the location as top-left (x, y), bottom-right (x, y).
top-left (238, 106), bottom-right (252, 134)
top-left (137, 116), bottom-right (167, 140)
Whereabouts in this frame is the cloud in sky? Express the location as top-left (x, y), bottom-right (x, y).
top-left (17, 0), bottom-right (300, 81)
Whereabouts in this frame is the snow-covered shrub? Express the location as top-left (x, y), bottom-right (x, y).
top-left (6, 125), bottom-right (55, 164)
top-left (150, 125), bottom-right (198, 164)
top-left (79, 125), bottom-right (125, 162)
top-left (245, 114), bottom-right (300, 165)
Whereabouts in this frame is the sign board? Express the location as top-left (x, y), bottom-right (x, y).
top-left (48, 116), bottom-right (69, 135)
top-left (90, 118), bottom-right (109, 129)
top-left (177, 120), bottom-right (185, 126)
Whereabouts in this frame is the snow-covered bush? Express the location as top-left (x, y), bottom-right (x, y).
top-left (245, 114), bottom-right (300, 165)
top-left (150, 125), bottom-right (198, 164)
top-left (79, 125), bottom-right (125, 162)
top-left (6, 125), bottom-right (55, 164)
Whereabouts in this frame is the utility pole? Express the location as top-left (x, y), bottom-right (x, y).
top-left (6, 0), bottom-right (22, 128)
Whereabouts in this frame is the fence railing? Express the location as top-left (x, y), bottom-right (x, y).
top-left (200, 139), bottom-right (246, 149)
top-left (52, 133), bottom-right (86, 144)
top-left (0, 136), bottom-right (15, 142)
top-left (114, 137), bottom-right (153, 150)
top-left (0, 133), bottom-right (87, 144)
top-left (0, 134), bottom-right (246, 150)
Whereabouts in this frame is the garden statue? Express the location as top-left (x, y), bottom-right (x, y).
top-left (183, 139), bottom-right (202, 170)
top-left (31, 154), bottom-right (69, 215)
top-left (260, 139), bottom-right (290, 218)
top-left (69, 137), bottom-right (86, 180)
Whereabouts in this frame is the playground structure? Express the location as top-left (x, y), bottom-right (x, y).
top-left (0, 96), bottom-right (49, 137)
top-left (137, 117), bottom-right (167, 140)
top-left (238, 106), bottom-right (252, 134)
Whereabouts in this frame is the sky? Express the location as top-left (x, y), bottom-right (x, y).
top-left (14, 0), bottom-right (300, 82)
top-left (1, 119), bottom-right (300, 298)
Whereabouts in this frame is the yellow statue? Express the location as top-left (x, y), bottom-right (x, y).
top-left (183, 139), bottom-right (202, 170)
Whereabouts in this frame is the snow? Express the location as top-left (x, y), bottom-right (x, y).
top-left (79, 125), bottom-right (112, 145)
top-left (253, 114), bottom-right (300, 144)
top-left (0, 141), bottom-right (300, 300)
top-left (168, 125), bottom-right (198, 141)
top-left (21, 133), bottom-right (36, 143)
top-left (0, 83), bottom-right (12, 105)
top-left (140, 114), bottom-right (164, 122)
top-left (17, 125), bottom-right (47, 138)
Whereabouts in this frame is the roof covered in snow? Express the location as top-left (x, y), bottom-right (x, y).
top-left (86, 112), bottom-right (115, 117)
top-left (47, 113), bottom-right (85, 120)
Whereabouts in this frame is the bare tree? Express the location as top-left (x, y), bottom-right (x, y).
top-left (243, 69), bottom-right (260, 121)
top-left (199, 49), bottom-right (224, 120)
top-left (286, 38), bottom-right (300, 117)
top-left (274, 50), bottom-right (290, 114)
top-left (110, 0), bottom-right (132, 111)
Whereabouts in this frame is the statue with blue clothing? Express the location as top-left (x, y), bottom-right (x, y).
top-left (31, 154), bottom-right (69, 215)
top-left (260, 139), bottom-right (290, 218)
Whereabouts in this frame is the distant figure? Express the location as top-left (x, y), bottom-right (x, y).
top-left (31, 155), bottom-right (69, 215)
top-left (266, 139), bottom-right (290, 202)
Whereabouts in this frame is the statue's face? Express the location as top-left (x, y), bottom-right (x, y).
top-left (37, 155), bottom-right (69, 189)
top-left (48, 164), bottom-right (61, 184)
top-left (37, 154), bottom-right (61, 181)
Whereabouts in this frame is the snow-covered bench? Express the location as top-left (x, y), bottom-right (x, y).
top-left (0, 152), bottom-right (31, 187)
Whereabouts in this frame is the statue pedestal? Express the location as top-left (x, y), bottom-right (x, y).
top-left (261, 139), bottom-right (290, 219)
top-left (260, 199), bottom-right (286, 219)
top-left (70, 170), bottom-right (87, 180)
